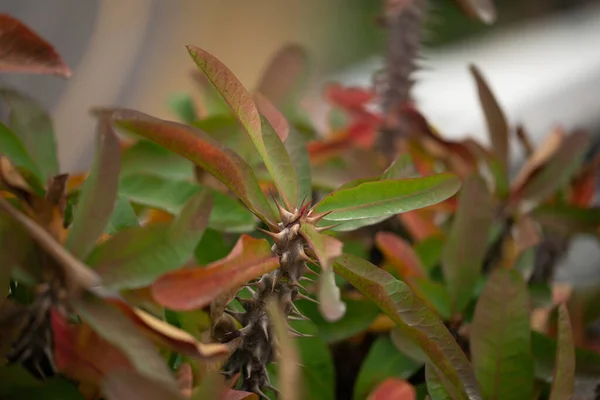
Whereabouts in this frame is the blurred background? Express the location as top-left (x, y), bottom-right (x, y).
top-left (2, 0), bottom-right (600, 173)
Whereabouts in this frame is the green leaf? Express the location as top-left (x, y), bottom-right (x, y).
top-left (194, 229), bottom-right (236, 265)
top-left (382, 154), bottom-right (417, 180)
top-left (470, 268), bottom-right (534, 400)
top-left (72, 293), bottom-right (178, 390)
top-left (354, 336), bottom-right (422, 400)
top-left (101, 108), bottom-right (277, 228)
top-left (0, 88), bottom-right (59, 181)
top-left (390, 327), bottom-right (428, 364)
top-left (426, 363), bottom-right (453, 400)
top-left (105, 196), bottom-right (139, 235)
top-left (121, 140), bottom-right (194, 181)
top-left (0, 121), bottom-right (44, 193)
top-left (284, 126), bottom-right (311, 205)
top-left (0, 215), bottom-right (30, 307)
top-left (414, 235), bottom-right (445, 271)
top-left (1, 378), bottom-right (84, 400)
top-left (118, 174), bottom-right (256, 233)
top-left (167, 92), bottom-right (198, 124)
top-left (470, 65), bottom-right (508, 172)
top-left (333, 254), bottom-right (481, 400)
top-left (294, 298), bottom-right (379, 344)
top-left (87, 191), bottom-right (212, 289)
top-left (186, 46), bottom-right (299, 209)
top-left (67, 119), bottom-right (121, 260)
top-left (530, 205), bottom-right (600, 236)
top-left (532, 331), bottom-right (600, 381)
top-left (548, 304), bottom-right (575, 400)
top-left (314, 174), bottom-right (461, 223)
top-left (441, 175), bottom-right (493, 313)
top-left (300, 223), bottom-right (343, 271)
top-left (408, 277), bottom-right (452, 320)
top-left (519, 130), bottom-right (590, 205)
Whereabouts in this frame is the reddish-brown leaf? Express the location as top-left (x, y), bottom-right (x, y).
top-left (324, 83), bottom-right (376, 112)
top-left (0, 14), bottom-right (71, 77)
top-left (256, 43), bottom-right (308, 106)
top-left (549, 304), bottom-right (575, 400)
top-left (152, 235), bottom-right (279, 310)
top-left (375, 231), bottom-right (427, 279)
top-left (367, 378), bottom-right (416, 400)
top-left (255, 93), bottom-right (289, 141)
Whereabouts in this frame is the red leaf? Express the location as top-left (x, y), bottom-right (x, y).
top-left (0, 14), bottom-right (71, 77)
top-left (325, 83), bottom-right (375, 111)
top-left (398, 210), bottom-right (443, 242)
top-left (152, 235), bottom-right (279, 310)
top-left (255, 93), bottom-right (289, 141)
top-left (375, 232), bottom-right (427, 279)
top-left (368, 378), bottom-right (416, 400)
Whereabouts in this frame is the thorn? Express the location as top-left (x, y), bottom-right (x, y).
top-left (245, 363), bottom-right (253, 380)
top-left (304, 265), bottom-right (320, 276)
top-left (297, 248), bottom-right (315, 263)
top-left (287, 315), bottom-right (306, 321)
top-left (260, 318), bottom-right (269, 340)
top-left (256, 228), bottom-right (286, 246)
top-left (269, 190), bottom-right (294, 224)
top-left (296, 293), bottom-right (319, 304)
top-left (306, 210), bottom-right (333, 224)
top-left (243, 285), bottom-right (256, 295)
top-left (291, 281), bottom-right (308, 292)
top-left (289, 304), bottom-right (311, 321)
top-left (289, 331), bottom-right (315, 338)
top-left (315, 223), bottom-right (342, 232)
top-left (254, 387), bottom-right (272, 400)
top-left (299, 276), bottom-right (315, 283)
top-left (235, 297), bottom-right (253, 311)
top-left (224, 309), bottom-right (246, 324)
top-left (261, 364), bottom-right (271, 384)
top-left (264, 382), bottom-right (280, 394)
top-left (287, 326), bottom-right (307, 336)
top-left (299, 198), bottom-right (313, 217)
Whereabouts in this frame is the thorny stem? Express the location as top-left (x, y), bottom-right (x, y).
top-left (211, 198), bottom-right (323, 398)
top-left (377, 0), bottom-right (428, 162)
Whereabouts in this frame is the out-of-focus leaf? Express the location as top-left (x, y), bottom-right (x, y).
top-left (295, 298), bottom-right (379, 343)
top-left (354, 336), bottom-right (422, 400)
top-left (167, 92), bottom-right (198, 124)
top-left (470, 65), bottom-right (508, 171)
top-left (0, 197), bottom-right (100, 293)
top-left (67, 119), bottom-right (120, 259)
top-left (194, 228), bottom-right (235, 265)
top-left (100, 108), bottom-right (277, 228)
top-left (284, 126), bottom-right (311, 205)
top-left (152, 235), bottom-right (278, 310)
top-left (367, 378), bottom-right (416, 400)
top-left (0, 215), bottom-right (29, 307)
top-left (470, 268), bottom-right (533, 400)
top-left (267, 299), bottom-right (301, 400)
top-left (453, 0), bottom-right (497, 24)
top-left (517, 130), bottom-right (590, 205)
top-left (101, 369), bottom-right (183, 400)
top-left (425, 363), bottom-right (453, 400)
top-left (530, 205), bottom-right (600, 237)
top-left (334, 254), bottom-right (481, 400)
top-left (382, 154), bottom-right (416, 180)
top-left (121, 140), bottom-right (194, 181)
top-left (441, 175), bottom-right (493, 313)
top-left (531, 331), bottom-right (600, 381)
top-left (0, 121), bottom-right (44, 192)
top-left (0, 366), bottom-right (83, 399)
top-left (256, 43), bottom-right (308, 107)
top-left (399, 210), bottom-right (444, 243)
top-left (414, 235), bottom-right (445, 271)
top-left (548, 304), bottom-right (575, 400)
top-left (376, 232), bottom-right (427, 279)
top-left (300, 223), bottom-right (343, 271)
top-left (105, 196), bottom-right (139, 235)
top-left (118, 174), bottom-right (256, 233)
top-left (313, 174), bottom-right (461, 223)
top-left (390, 327), bottom-right (428, 363)
top-left (0, 14), bottom-right (71, 77)
top-left (317, 268), bottom-right (346, 322)
top-left (407, 278), bottom-right (452, 320)
top-left (190, 373), bottom-right (228, 400)
top-left (71, 293), bottom-right (178, 389)
top-left (186, 46), bottom-right (298, 209)
top-left (0, 88), bottom-right (59, 180)
top-left (87, 191), bottom-right (212, 289)
top-left (255, 93), bottom-right (289, 141)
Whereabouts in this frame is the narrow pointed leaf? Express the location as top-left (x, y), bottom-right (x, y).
top-left (101, 370), bottom-right (183, 400)
top-left (255, 93), bottom-right (289, 141)
top-left (0, 121), bottom-right (44, 192)
top-left (0, 197), bottom-right (100, 293)
top-left (318, 268), bottom-right (346, 322)
top-left (313, 174), bottom-right (461, 222)
top-left (441, 175), bottom-right (493, 313)
top-left (334, 254), bottom-right (481, 400)
top-left (72, 293), bottom-right (178, 389)
top-left (118, 174), bottom-right (255, 233)
top-left (0, 14), bottom-right (71, 77)
top-left (470, 268), bottom-right (534, 400)
top-left (256, 43), bottom-right (308, 106)
top-left (87, 191), bottom-right (212, 289)
top-left (284, 126), bottom-right (311, 205)
top-left (300, 223), bottom-right (343, 271)
top-left (105, 196), bottom-right (139, 235)
top-left (518, 130), bottom-right (590, 205)
top-left (99, 108), bottom-right (277, 227)
top-left (152, 235), bottom-right (278, 310)
top-left (186, 46), bottom-right (298, 209)
top-left (470, 65), bottom-right (508, 171)
top-left (121, 139), bottom-right (194, 181)
top-left (548, 304), bottom-right (575, 400)
top-left (67, 120), bottom-right (120, 259)
top-left (267, 299), bottom-right (301, 400)
top-left (0, 88), bottom-right (59, 180)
